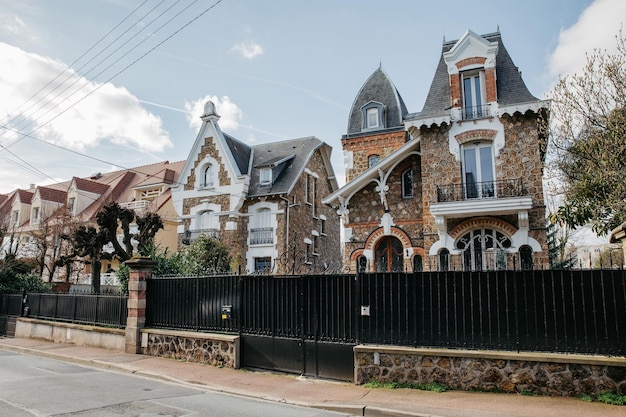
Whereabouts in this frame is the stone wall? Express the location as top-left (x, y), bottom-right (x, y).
top-left (355, 345), bottom-right (626, 397)
top-left (140, 329), bottom-right (240, 368)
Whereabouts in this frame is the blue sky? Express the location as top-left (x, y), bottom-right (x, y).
top-left (0, 0), bottom-right (623, 199)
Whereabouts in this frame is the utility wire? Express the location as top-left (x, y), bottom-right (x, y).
top-left (0, 0), bottom-right (178, 146)
top-left (0, 0), bottom-right (225, 196)
top-left (1, 0), bottom-right (151, 133)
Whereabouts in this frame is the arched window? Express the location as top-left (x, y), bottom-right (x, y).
top-left (357, 255), bottom-right (367, 273)
top-left (456, 228), bottom-right (511, 271)
top-left (402, 168), bottom-right (413, 198)
top-left (519, 245), bottom-right (534, 270)
top-left (375, 236), bottom-right (403, 272)
top-left (203, 164), bottom-right (214, 188)
top-left (439, 249), bottom-right (449, 271)
top-left (368, 155), bottom-right (380, 168)
top-left (413, 254), bottom-right (423, 272)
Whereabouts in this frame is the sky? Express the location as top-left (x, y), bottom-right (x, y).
top-left (0, 0), bottom-right (624, 205)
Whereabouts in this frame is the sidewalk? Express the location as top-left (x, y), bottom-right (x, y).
top-left (0, 337), bottom-right (623, 417)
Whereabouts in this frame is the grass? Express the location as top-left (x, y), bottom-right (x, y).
top-left (363, 380), bottom-right (449, 393)
top-left (596, 392), bottom-right (626, 406)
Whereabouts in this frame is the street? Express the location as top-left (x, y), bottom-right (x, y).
top-left (0, 350), bottom-right (353, 417)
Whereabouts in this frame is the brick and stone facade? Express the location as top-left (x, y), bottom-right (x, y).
top-left (172, 101), bottom-right (340, 275)
top-left (324, 30), bottom-right (550, 272)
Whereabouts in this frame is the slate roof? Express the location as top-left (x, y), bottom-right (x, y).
top-left (224, 133), bottom-right (252, 175)
top-left (346, 67), bottom-right (408, 136)
top-left (406, 31), bottom-right (539, 121)
top-left (247, 137), bottom-right (327, 197)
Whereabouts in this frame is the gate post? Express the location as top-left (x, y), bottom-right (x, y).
top-left (124, 257), bottom-right (156, 354)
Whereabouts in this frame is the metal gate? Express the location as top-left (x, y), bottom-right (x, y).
top-left (0, 293), bottom-right (24, 337)
top-left (239, 275), bottom-right (356, 381)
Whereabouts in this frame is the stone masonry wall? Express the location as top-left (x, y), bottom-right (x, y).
top-left (355, 348), bottom-right (626, 397)
top-left (142, 331), bottom-right (239, 368)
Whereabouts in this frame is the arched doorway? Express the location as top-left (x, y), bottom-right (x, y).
top-left (375, 236), bottom-right (403, 272)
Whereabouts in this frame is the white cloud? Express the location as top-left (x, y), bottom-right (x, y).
top-left (0, 42), bottom-right (172, 153)
top-left (548, 0), bottom-right (626, 80)
top-left (230, 41), bottom-right (264, 60)
top-left (184, 95), bottom-right (243, 132)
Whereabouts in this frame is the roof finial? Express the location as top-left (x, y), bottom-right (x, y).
top-left (379, 59), bottom-right (382, 69)
top-left (496, 24), bottom-right (500, 33)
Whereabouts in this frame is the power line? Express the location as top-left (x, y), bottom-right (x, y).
top-left (0, 0), bottom-right (225, 196)
top-left (1, 0), bottom-right (152, 133)
top-left (0, 0), bottom-right (179, 147)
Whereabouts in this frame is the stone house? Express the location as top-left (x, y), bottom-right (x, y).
top-left (171, 101), bottom-right (340, 274)
top-left (323, 30), bottom-right (549, 272)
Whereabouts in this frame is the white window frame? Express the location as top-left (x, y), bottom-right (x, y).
top-left (461, 142), bottom-right (495, 199)
top-left (366, 107), bottom-right (379, 128)
top-left (260, 168), bottom-right (272, 185)
top-left (32, 207), bottom-right (40, 225)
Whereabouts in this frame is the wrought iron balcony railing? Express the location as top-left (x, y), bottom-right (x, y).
top-left (182, 228), bottom-right (220, 245)
top-left (461, 103), bottom-right (491, 121)
top-left (250, 227), bottom-right (274, 245)
top-left (436, 178), bottom-right (525, 203)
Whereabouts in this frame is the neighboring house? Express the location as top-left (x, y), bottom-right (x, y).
top-left (609, 222), bottom-right (626, 268)
top-left (0, 161), bottom-right (183, 284)
top-left (324, 30), bottom-right (550, 272)
top-left (172, 101), bottom-right (340, 274)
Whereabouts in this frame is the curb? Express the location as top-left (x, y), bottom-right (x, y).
top-left (0, 342), bottom-right (437, 417)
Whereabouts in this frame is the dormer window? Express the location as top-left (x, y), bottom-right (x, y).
top-left (461, 70), bottom-right (487, 120)
top-left (366, 108), bottom-right (379, 128)
top-left (68, 197), bottom-right (75, 214)
top-left (12, 210), bottom-right (19, 226)
top-left (361, 101), bottom-right (385, 131)
top-left (260, 168), bottom-right (272, 185)
top-left (32, 207), bottom-right (40, 225)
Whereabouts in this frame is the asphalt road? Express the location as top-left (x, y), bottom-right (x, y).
top-left (0, 350), bottom-right (354, 417)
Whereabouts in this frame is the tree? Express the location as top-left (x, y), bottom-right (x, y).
top-left (61, 202), bottom-right (164, 293)
top-left (549, 30), bottom-right (626, 236)
top-left (28, 205), bottom-right (77, 282)
top-left (178, 234), bottom-right (232, 275)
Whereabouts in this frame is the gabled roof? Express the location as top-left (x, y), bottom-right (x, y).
top-left (16, 189), bottom-right (34, 205)
top-left (36, 186), bottom-right (67, 204)
top-left (406, 31), bottom-right (540, 122)
top-left (248, 137), bottom-right (336, 198)
top-left (72, 177), bottom-right (110, 195)
top-left (346, 66), bottom-right (408, 136)
top-left (323, 138), bottom-right (421, 207)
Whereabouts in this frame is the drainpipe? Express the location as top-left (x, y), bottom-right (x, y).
top-left (279, 195), bottom-right (300, 272)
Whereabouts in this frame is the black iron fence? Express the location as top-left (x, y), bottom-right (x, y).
top-left (436, 178), bottom-right (525, 202)
top-left (23, 293), bottom-right (127, 328)
top-left (146, 274), bottom-right (357, 342)
top-left (146, 268), bottom-right (626, 356)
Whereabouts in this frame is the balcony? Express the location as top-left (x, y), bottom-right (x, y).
top-left (182, 228), bottom-right (220, 245)
top-left (461, 103), bottom-right (491, 121)
top-left (250, 227), bottom-right (274, 245)
top-left (437, 178), bottom-right (525, 203)
top-left (119, 200), bottom-right (150, 213)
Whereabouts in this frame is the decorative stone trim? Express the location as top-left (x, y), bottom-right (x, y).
top-left (454, 129), bottom-right (497, 145)
top-left (355, 345), bottom-right (626, 397)
top-left (455, 56), bottom-right (487, 69)
top-left (449, 216), bottom-right (518, 241)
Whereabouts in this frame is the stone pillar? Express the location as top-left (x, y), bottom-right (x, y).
top-left (124, 257), bottom-right (156, 354)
